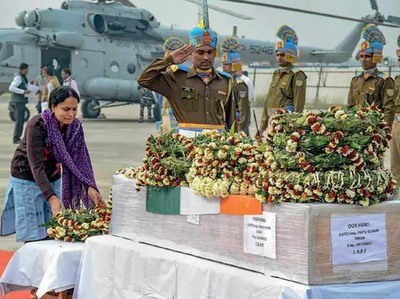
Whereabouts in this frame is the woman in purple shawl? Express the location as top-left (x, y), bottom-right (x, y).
top-left (1, 86), bottom-right (104, 243)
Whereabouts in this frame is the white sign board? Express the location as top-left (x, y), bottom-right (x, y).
top-left (186, 214), bottom-right (200, 225)
top-left (331, 213), bottom-right (387, 265)
top-left (244, 212), bottom-right (276, 259)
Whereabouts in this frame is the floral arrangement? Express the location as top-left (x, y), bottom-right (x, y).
top-left (45, 192), bottom-right (112, 242)
top-left (266, 105), bottom-right (391, 173)
top-left (256, 105), bottom-right (395, 206)
top-left (187, 130), bottom-right (264, 198)
top-left (132, 132), bottom-right (195, 190)
top-left (255, 168), bottom-right (394, 206)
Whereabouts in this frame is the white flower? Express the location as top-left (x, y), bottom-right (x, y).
top-left (294, 184), bottom-right (303, 192)
top-left (335, 110), bottom-right (345, 119)
top-left (238, 157), bottom-right (247, 164)
top-left (255, 193), bottom-right (266, 203)
top-left (55, 227), bottom-right (66, 238)
top-left (345, 189), bottom-right (356, 198)
top-left (217, 150), bottom-right (227, 160)
top-left (230, 182), bottom-right (240, 194)
top-left (248, 184), bottom-right (256, 194)
top-left (240, 182), bottom-right (249, 195)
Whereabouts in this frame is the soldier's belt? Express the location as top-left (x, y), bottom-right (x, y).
top-left (178, 123), bottom-right (225, 137)
top-left (178, 122), bottom-right (225, 131)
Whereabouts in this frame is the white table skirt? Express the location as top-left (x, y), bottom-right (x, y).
top-left (0, 240), bottom-right (84, 298)
top-left (74, 235), bottom-right (400, 299)
top-left (1, 236), bottom-right (399, 298)
top-left (74, 235), bottom-right (308, 299)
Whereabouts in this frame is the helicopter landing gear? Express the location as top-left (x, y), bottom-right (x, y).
top-left (81, 99), bottom-right (101, 118)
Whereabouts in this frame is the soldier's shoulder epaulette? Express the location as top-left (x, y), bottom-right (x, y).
top-left (218, 71), bottom-right (232, 78)
top-left (292, 69), bottom-right (306, 78)
top-left (170, 64), bottom-right (189, 73)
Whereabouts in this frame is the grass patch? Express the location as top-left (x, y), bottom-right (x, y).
top-left (0, 93), bottom-right (10, 101)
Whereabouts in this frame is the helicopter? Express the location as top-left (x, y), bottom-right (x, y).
top-left (1, 0), bottom-right (399, 120)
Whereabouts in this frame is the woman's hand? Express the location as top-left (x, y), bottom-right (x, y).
top-left (48, 195), bottom-right (62, 216)
top-left (88, 187), bottom-right (105, 208)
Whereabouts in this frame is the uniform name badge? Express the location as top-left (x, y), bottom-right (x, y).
top-left (239, 91), bottom-right (247, 98)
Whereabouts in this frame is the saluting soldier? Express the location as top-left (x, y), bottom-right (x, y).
top-left (259, 25), bottom-right (307, 137)
top-left (137, 1), bottom-right (235, 133)
top-left (347, 24), bottom-right (395, 128)
top-left (221, 37), bottom-right (250, 135)
top-left (390, 35), bottom-right (400, 198)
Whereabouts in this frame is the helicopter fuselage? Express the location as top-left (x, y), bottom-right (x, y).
top-left (0, 0), bottom-right (362, 118)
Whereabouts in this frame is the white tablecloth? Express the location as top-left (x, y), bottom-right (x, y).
top-left (74, 235), bottom-right (400, 299)
top-left (74, 235), bottom-right (307, 299)
top-left (0, 240), bottom-right (84, 298)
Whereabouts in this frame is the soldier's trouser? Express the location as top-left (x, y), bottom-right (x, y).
top-left (13, 102), bottom-right (26, 142)
top-left (391, 121), bottom-right (400, 194)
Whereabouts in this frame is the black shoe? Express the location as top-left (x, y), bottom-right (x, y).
top-left (13, 139), bottom-right (21, 145)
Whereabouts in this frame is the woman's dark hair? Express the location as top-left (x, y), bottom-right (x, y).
top-left (49, 86), bottom-right (80, 109)
top-left (46, 66), bottom-right (55, 76)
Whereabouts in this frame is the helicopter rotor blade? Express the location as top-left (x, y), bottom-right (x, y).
top-left (369, 0), bottom-right (378, 11)
top-left (387, 15), bottom-right (400, 25)
top-left (219, 0), bottom-right (400, 28)
top-left (183, 0), bottom-right (254, 20)
top-left (113, 0), bottom-right (136, 8)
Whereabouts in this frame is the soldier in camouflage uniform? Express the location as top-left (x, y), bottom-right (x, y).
top-left (347, 25), bottom-right (395, 128)
top-left (390, 35), bottom-right (400, 197)
top-left (259, 25), bottom-right (307, 137)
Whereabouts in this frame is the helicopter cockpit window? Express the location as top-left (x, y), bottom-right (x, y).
top-left (0, 43), bottom-right (14, 63)
top-left (110, 61), bottom-right (120, 73)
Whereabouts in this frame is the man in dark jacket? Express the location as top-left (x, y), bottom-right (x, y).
top-left (9, 63), bottom-right (30, 144)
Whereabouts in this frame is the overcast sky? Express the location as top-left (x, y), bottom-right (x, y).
top-left (0, 0), bottom-right (399, 56)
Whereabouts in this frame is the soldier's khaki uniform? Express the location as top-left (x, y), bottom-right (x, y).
top-left (233, 77), bottom-right (250, 134)
top-left (347, 69), bottom-right (395, 127)
top-left (137, 55), bottom-right (236, 128)
top-left (391, 75), bottom-right (400, 191)
top-left (260, 67), bottom-right (306, 133)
